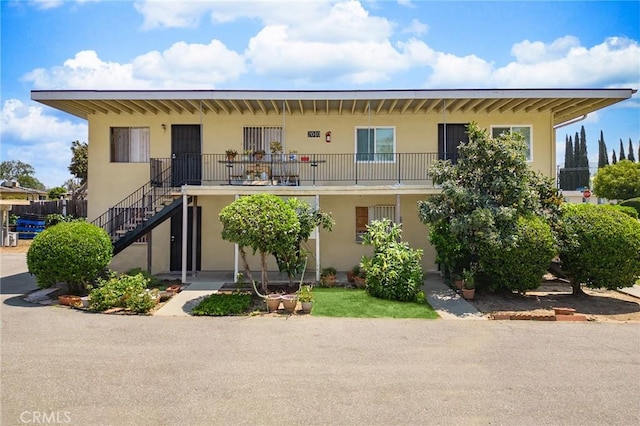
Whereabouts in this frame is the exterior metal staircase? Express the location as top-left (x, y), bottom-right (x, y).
top-left (92, 161), bottom-right (189, 256)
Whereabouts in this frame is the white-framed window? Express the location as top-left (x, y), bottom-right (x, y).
top-left (355, 127), bottom-right (395, 162)
top-left (491, 125), bottom-right (532, 161)
top-left (110, 127), bottom-right (150, 163)
top-left (243, 126), bottom-right (283, 153)
top-left (355, 205), bottom-right (396, 243)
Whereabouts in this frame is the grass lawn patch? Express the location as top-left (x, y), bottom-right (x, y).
top-left (192, 293), bottom-right (253, 316)
top-left (312, 288), bottom-right (439, 319)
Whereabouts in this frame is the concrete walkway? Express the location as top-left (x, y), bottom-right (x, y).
top-left (619, 284), bottom-right (640, 299)
top-left (153, 271), bottom-right (485, 320)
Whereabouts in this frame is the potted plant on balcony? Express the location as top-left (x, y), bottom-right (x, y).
top-left (297, 285), bottom-right (314, 313)
top-left (225, 149), bottom-right (238, 161)
top-left (242, 149), bottom-right (253, 161)
top-left (254, 150), bottom-right (266, 161)
top-left (320, 266), bottom-right (337, 287)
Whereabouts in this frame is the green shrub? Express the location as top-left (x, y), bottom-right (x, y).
top-left (428, 219), bottom-right (471, 281)
top-left (558, 204), bottom-right (640, 294)
top-left (125, 267), bottom-right (161, 288)
top-left (620, 197), bottom-right (640, 217)
top-left (27, 221), bottom-right (113, 294)
top-left (191, 293), bottom-right (253, 316)
top-left (89, 273), bottom-right (157, 313)
top-left (479, 215), bottom-right (556, 293)
top-left (361, 219), bottom-right (424, 303)
top-left (45, 213), bottom-right (84, 227)
top-left (599, 204), bottom-right (639, 219)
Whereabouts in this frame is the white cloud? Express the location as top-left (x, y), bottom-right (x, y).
top-left (402, 18), bottom-right (428, 36)
top-left (1, 99), bottom-right (87, 187)
top-left (30, 0), bottom-right (100, 10)
top-left (23, 41), bottom-right (245, 90)
top-left (494, 36), bottom-right (640, 88)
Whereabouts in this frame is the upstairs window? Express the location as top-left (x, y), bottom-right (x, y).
top-left (356, 127), bottom-right (395, 162)
top-left (491, 125), bottom-right (532, 161)
top-left (243, 126), bottom-right (283, 153)
top-left (111, 127), bottom-right (150, 163)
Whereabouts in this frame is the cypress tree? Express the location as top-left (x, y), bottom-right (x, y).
top-left (579, 126), bottom-right (589, 188)
top-left (562, 135), bottom-right (574, 190)
top-left (628, 138), bottom-right (636, 162)
top-left (597, 130), bottom-right (609, 168)
top-left (612, 149), bottom-right (617, 164)
top-left (619, 139), bottom-right (626, 160)
top-left (573, 132), bottom-right (581, 190)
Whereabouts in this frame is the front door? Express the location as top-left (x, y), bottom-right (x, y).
top-left (170, 206), bottom-right (202, 271)
top-left (171, 125), bottom-right (202, 186)
top-left (438, 123), bottom-right (469, 164)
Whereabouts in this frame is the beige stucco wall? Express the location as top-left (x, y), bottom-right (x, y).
top-left (87, 106), bottom-right (554, 274)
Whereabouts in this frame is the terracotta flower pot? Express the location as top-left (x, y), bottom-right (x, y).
top-left (281, 294), bottom-right (298, 313)
top-left (301, 301), bottom-right (313, 313)
top-left (453, 279), bottom-right (464, 291)
top-left (462, 288), bottom-right (475, 300)
top-left (353, 276), bottom-right (366, 289)
top-left (58, 295), bottom-right (82, 307)
top-left (322, 275), bottom-right (337, 287)
top-left (266, 294), bottom-right (281, 312)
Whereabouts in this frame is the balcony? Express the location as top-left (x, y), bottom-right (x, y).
top-left (151, 153), bottom-right (442, 188)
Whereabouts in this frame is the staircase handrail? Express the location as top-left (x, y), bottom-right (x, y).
top-left (92, 160), bottom-right (174, 239)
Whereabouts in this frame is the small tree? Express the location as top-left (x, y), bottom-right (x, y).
top-left (628, 138), bottom-right (636, 163)
top-left (272, 198), bottom-right (333, 286)
top-left (361, 219), bottom-right (424, 302)
top-left (558, 204), bottom-right (640, 295)
top-left (219, 194), bottom-right (299, 293)
top-left (592, 160), bottom-right (640, 200)
top-left (26, 222), bottom-right (113, 294)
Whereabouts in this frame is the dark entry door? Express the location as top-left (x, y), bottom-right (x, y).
top-left (171, 125), bottom-right (202, 186)
top-left (438, 123), bottom-right (469, 164)
top-left (170, 206), bottom-right (202, 271)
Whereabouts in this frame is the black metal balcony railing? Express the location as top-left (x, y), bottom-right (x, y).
top-left (152, 153), bottom-right (439, 187)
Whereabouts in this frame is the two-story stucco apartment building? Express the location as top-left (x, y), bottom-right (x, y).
top-left (32, 88), bottom-right (635, 281)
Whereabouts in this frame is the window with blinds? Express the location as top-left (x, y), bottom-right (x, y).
top-left (355, 205), bottom-right (396, 243)
top-left (110, 127), bottom-right (150, 163)
top-left (243, 126), bottom-right (283, 153)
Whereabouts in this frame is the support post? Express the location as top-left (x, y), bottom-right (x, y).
top-left (234, 194), bottom-right (239, 282)
top-left (396, 194), bottom-right (401, 224)
top-left (191, 196), bottom-right (198, 277)
top-left (181, 191), bottom-right (188, 284)
top-left (315, 194), bottom-right (320, 282)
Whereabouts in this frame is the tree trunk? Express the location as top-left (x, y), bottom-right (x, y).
top-left (260, 251), bottom-right (268, 293)
top-left (239, 247), bottom-right (255, 287)
top-left (571, 280), bottom-right (585, 296)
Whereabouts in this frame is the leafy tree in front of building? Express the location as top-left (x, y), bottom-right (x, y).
top-left (592, 160), bottom-right (640, 200)
top-left (418, 122), bottom-right (562, 293)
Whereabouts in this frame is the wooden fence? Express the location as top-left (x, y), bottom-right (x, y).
top-left (11, 200), bottom-right (87, 218)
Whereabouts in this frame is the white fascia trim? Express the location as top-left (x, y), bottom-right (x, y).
top-left (31, 88), bottom-right (636, 102)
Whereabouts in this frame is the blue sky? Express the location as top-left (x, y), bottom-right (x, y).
top-left (1, 0), bottom-right (639, 188)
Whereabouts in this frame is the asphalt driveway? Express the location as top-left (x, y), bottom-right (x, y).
top-left (1, 253), bottom-right (639, 425)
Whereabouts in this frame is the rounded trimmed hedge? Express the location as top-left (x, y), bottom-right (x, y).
top-left (479, 215), bottom-right (556, 293)
top-left (558, 204), bottom-right (640, 292)
top-left (27, 221), bottom-right (113, 294)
